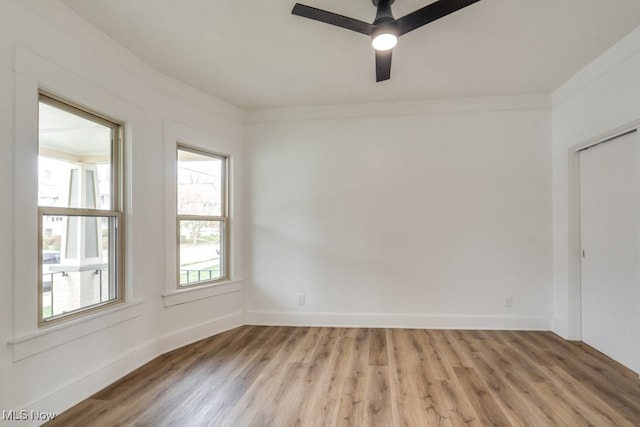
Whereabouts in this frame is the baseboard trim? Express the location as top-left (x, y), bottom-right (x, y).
top-left (551, 317), bottom-right (570, 340)
top-left (158, 310), bottom-right (245, 354)
top-left (246, 310), bottom-right (551, 331)
top-left (20, 338), bottom-right (157, 420)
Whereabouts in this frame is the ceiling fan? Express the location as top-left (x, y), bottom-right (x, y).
top-left (292, 0), bottom-right (482, 82)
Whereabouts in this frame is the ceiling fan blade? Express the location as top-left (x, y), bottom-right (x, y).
top-left (292, 3), bottom-right (373, 36)
top-left (395, 0), bottom-right (482, 36)
top-left (375, 50), bottom-right (392, 82)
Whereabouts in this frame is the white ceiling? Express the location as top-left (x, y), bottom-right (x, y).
top-left (61, 0), bottom-right (640, 110)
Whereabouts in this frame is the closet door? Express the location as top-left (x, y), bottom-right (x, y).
top-left (580, 131), bottom-right (639, 373)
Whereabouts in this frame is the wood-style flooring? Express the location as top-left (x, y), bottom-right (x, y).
top-left (46, 326), bottom-right (640, 426)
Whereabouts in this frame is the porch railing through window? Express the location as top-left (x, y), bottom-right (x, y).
top-left (42, 268), bottom-right (110, 320)
top-left (180, 269), bottom-right (218, 285)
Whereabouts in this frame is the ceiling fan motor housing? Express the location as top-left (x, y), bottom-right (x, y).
top-left (373, 0), bottom-right (396, 25)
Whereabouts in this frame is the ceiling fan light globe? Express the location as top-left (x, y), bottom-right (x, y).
top-left (372, 33), bottom-right (397, 51)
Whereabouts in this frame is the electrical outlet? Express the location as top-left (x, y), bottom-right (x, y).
top-left (504, 296), bottom-right (513, 308)
top-left (297, 293), bottom-right (305, 305)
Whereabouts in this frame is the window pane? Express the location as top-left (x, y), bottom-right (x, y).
top-left (41, 214), bottom-right (118, 320)
top-left (177, 149), bottom-right (223, 216)
top-left (179, 220), bottom-right (223, 286)
top-left (38, 101), bottom-right (112, 209)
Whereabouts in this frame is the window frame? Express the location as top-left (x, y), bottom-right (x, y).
top-left (176, 144), bottom-right (229, 288)
top-left (37, 92), bottom-right (125, 326)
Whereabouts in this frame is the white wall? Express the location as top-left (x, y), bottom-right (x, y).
top-left (0, 0), bottom-right (245, 421)
top-left (551, 26), bottom-right (640, 339)
top-left (245, 97), bottom-right (553, 329)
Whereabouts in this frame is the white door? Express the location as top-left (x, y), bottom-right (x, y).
top-left (580, 131), bottom-right (639, 373)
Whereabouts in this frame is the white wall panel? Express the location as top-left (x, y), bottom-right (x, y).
top-left (245, 100), bottom-right (553, 328)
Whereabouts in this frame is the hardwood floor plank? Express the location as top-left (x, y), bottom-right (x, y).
top-left (387, 329), bottom-right (450, 426)
top-left (436, 379), bottom-right (482, 426)
top-left (364, 366), bottom-right (392, 427)
top-left (473, 331), bottom-right (561, 426)
top-left (500, 331), bottom-right (556, 382)
top-left (441, 330), bottom-right (480, 367)
top-left (294, 327), bottom-right (326, 364)
top-left (187, 327), bottom-right (293, 425)
top-left (540, 365), bottom-right (636, 427)
top-left (224, 327), bottom-right (324, 425)
top-left (453, 366), bottom-right (513, 426)
top-left (333, 330), bottom-right (370, 425)
top-left (368, 328), bottom-right (388, 367)
top-left (470, 350), bottom-right (553, 427)
top-left (133, 325), bottom-right (276, 425)
top-left (343, 328), bottom-right (369, 378)
top-left (335, 376), bottom-right (365, 427)
top-left (46, 327), bottom-right (640, 427)
top-left (421, 330), bottom-right (452, 381)
top-left (249, 361), bottom-right (308, 426)
top-left (543, 346), bottom-right (640, 421)
top-left (304, 330), bottom-right (354, 427)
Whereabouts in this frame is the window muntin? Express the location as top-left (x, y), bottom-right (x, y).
top-left (38, 94), bottom-right (124, 325)
top-left (177, 146), bottom-right (228, 287)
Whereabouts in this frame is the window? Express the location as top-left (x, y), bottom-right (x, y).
top-left (38, 93), bottom-right (124, 325)
top-left (177, 145), bottom-right (228, 287)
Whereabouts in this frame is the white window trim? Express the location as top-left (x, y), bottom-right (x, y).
top-left (163, 120), bottom-right (244, 307)
top-left (11, 47), bottom-right (141, 360)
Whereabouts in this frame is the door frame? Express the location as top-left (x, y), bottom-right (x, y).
top-left (567, 120), bottom-right (640, 342)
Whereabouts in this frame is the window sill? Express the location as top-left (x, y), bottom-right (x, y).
top-left (8, 299), bottom-right (145, 362)
top-left (162, 279), bottom-right (244, 307)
